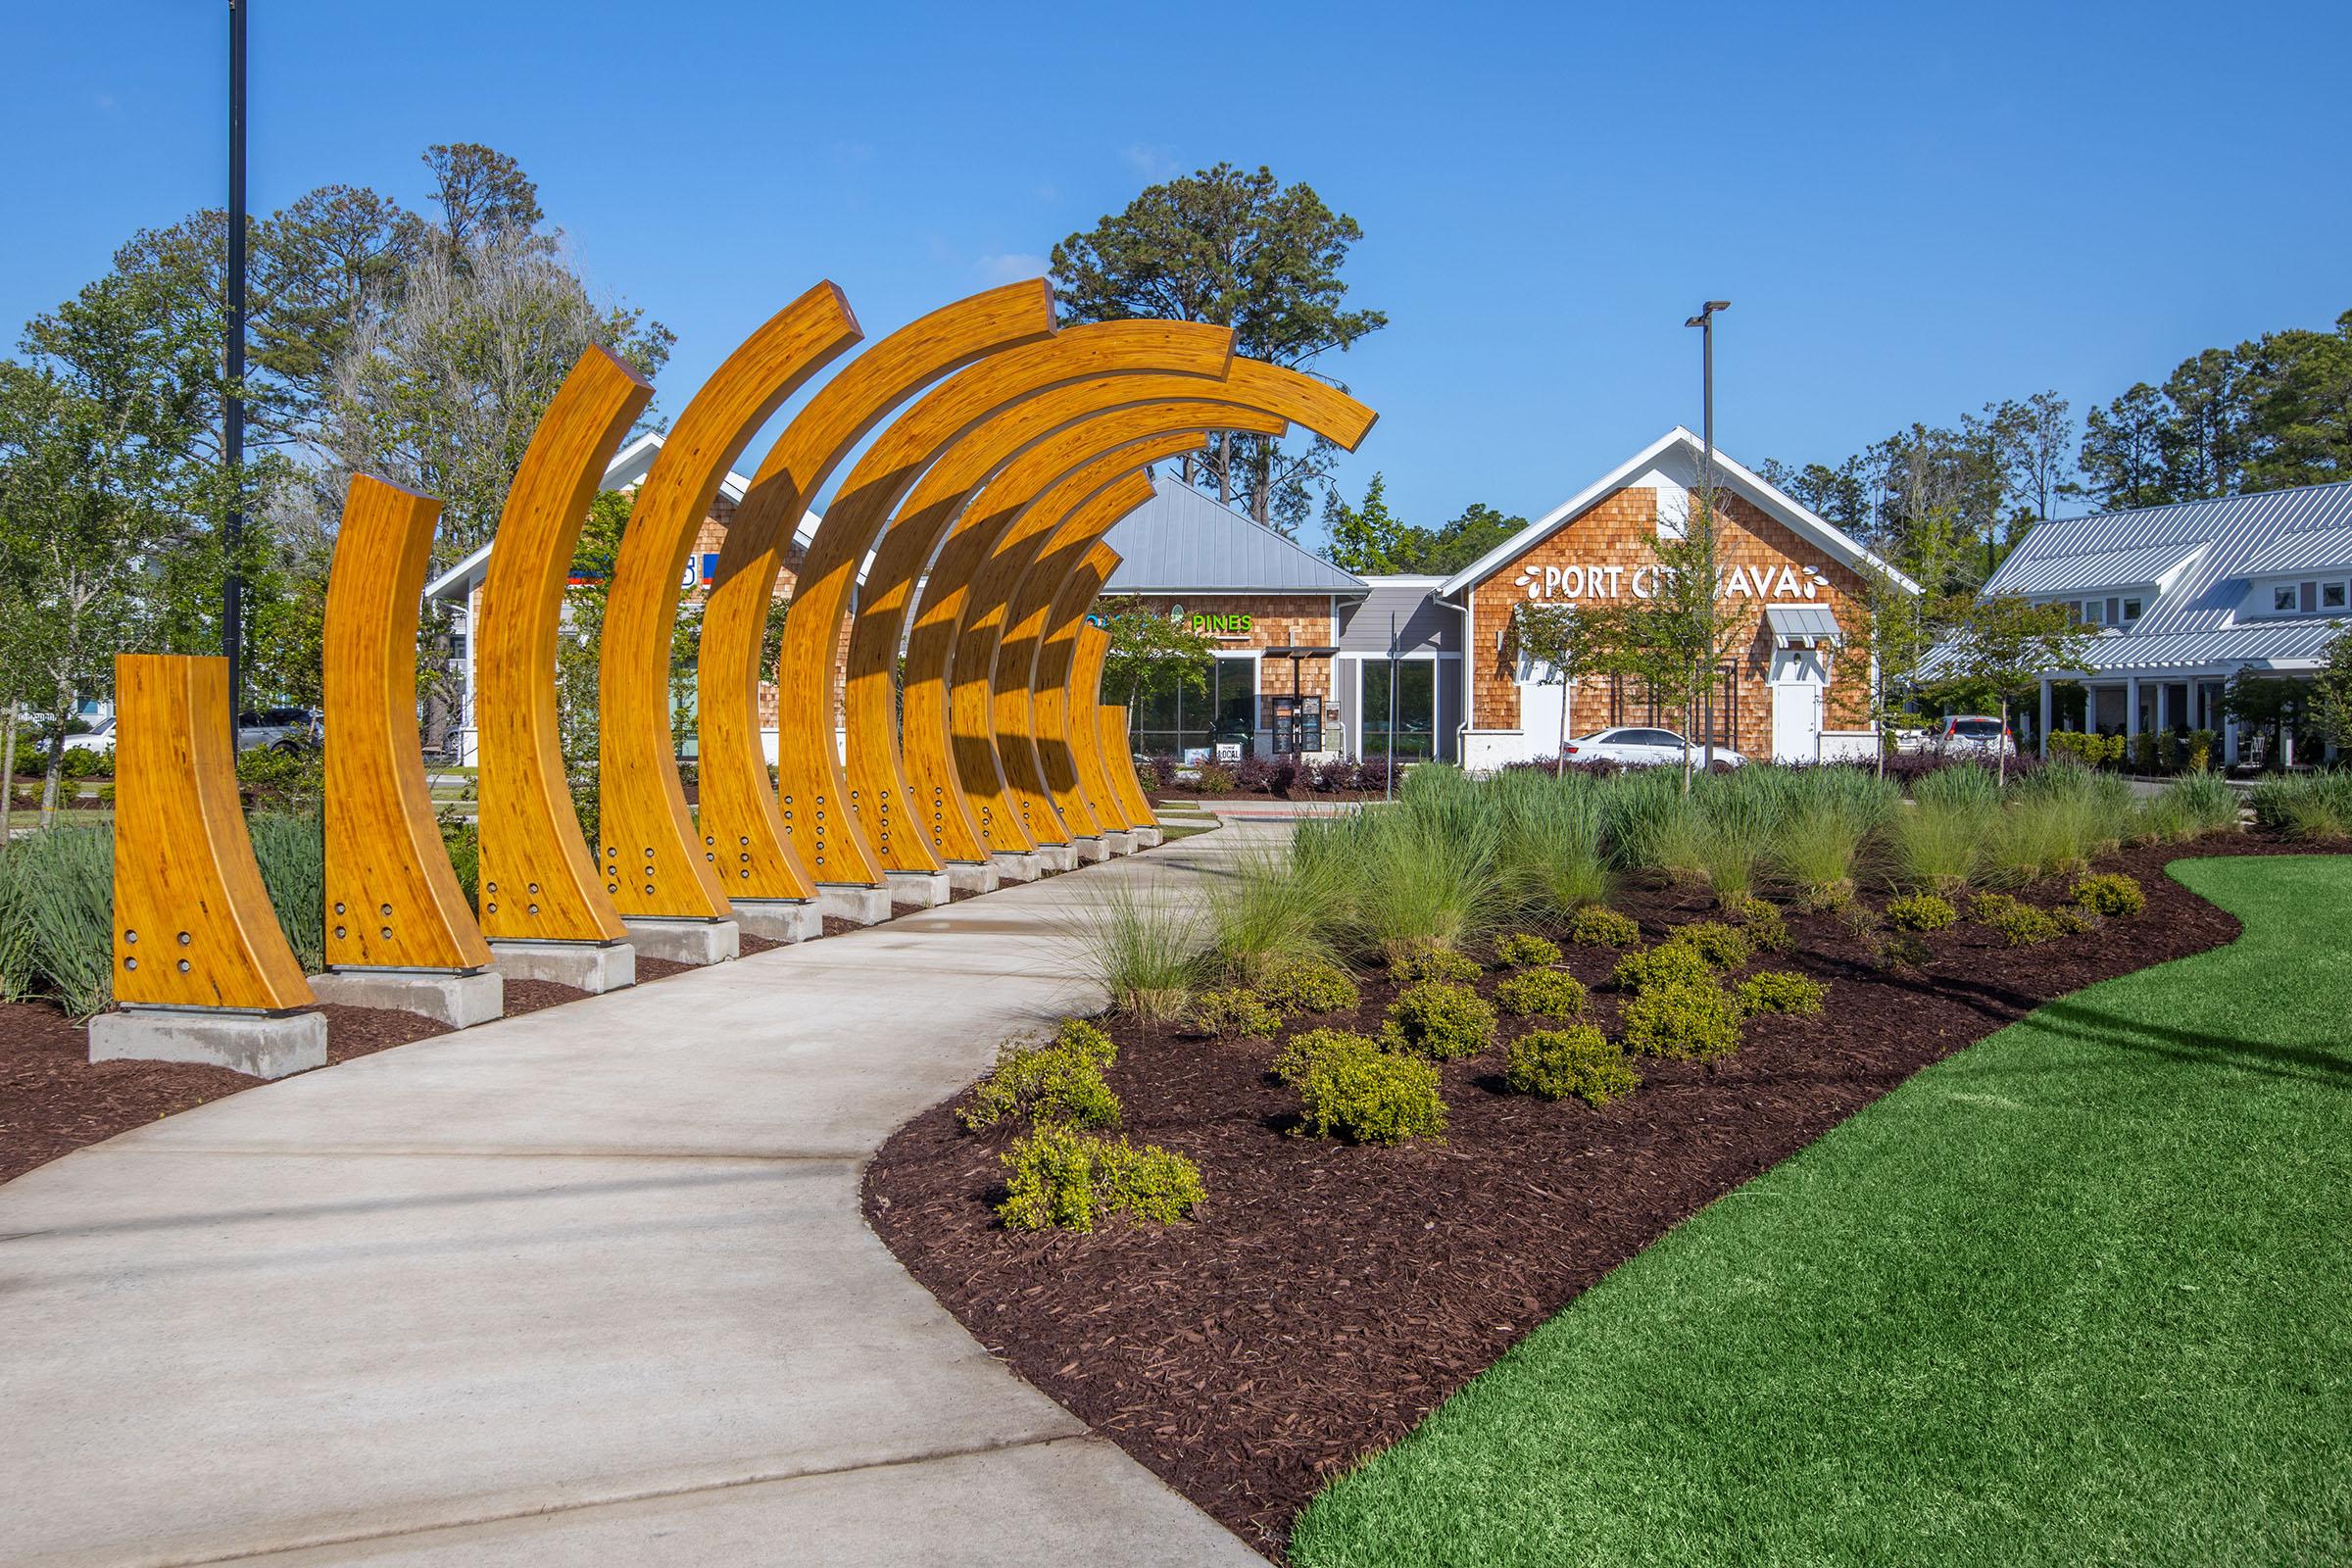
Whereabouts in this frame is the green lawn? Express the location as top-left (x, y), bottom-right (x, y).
top-left (1293, 855), bottom-right (2352, 1568)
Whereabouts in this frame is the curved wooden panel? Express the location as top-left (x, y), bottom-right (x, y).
top-left (598, 283), bottom-right (861, 922)
top-left (948, 412), bottom-right (1284, 850)
top-left (695, 280), bottom-right (1054, 905)
top-left (113, 655), bottom-right (315, 1010)
top-left (1037, 541), bottom-right (1129, 834)
top-left (475, 347), bottom-right (652, 945)
top-left (323, 476), bottom-right (492, 971)
top-left (1086, 628), bottom-right (1158, 827)
top-left (784, 319), bottom-right (1234, 885)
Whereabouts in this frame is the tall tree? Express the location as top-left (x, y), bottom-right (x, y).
top-left (422, 143), bottom-right (545, 257)
top-left (1092, 595), bottom-right (1217, 712)
top-left (1321, 476), bottom-right (1523, 575)
top-left (1051, 163), bottom-right (1385, 531)
top-left (2079, 382), bottom-right (2172, 510)
top-left (1987, 390), bottom-right (2074, 531)
top-left (1618, 480), bottom-right (1749, 791)
top-left (1925, 595), bottom-right (2099, 784)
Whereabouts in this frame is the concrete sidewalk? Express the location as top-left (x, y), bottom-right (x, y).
top-left (0, 827), bottom-right (1264, 1568)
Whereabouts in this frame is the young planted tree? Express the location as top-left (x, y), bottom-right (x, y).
top-left (1621, 481), bottom-right (1749, 792)
top-left (1092, 595), bottom-right (1218, 742)
top-left (2221, 670), bottom-right (2307, 771)
top-left (2309, 624), bottom-right (2352, 757)
top-left (1511, 599), bottom-right (1630, 759)
top-left (1926, 595), bottom-right (2100, 784)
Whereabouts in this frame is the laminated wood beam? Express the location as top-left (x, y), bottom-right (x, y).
top-left (473, 347), bottom-right (654, 945)
top-left (1036, 540), bottom-right (1130, 833)
top-left (789, 320), bottom-right (1235, 886)
top-left (111, 654), bottom-right (314, 1011)
top-left (597, 283), bottom-right (861, 921)
top-left (694, 281), bottom-right (1054, 905)
top-left (322, 476), bottom-right (492, 971)
top-left (1086, 629), bottom-right (1158, 828)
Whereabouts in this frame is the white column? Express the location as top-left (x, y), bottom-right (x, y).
top-left (2154, 681), bottom-right (2170, 734)
top-left (2124, 675), bottom-right (2140, 739)
top-left (2038, 679), bottom-right (2052, 759)
top-left (2223, 695), bottom-right (2240, 764)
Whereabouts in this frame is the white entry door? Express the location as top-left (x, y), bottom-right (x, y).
top-left (1769, 650), bottom-right (1829, 762)
top-left (1519, 678), bottom-right (1565, 759)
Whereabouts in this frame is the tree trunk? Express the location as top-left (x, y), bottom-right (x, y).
top-left (39, 722), bottom-right (65, 829)
top-left (0, 697), bottom-right (17, 840)
top-left (1996, 693), bottom-right (2010, 787)
top-left (1217, 430), bottom-right (1232, 507)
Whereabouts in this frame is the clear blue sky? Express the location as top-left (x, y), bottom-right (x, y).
top-left (7, 0), bottom-right (2348, 543)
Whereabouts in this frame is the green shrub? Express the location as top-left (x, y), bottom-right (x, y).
top-left (1972, 893), bottom-right (2061, 946)
top-left (1663, 919), bottom-right (1752, 970)
top-left (957, 1020), bottom-right (1121, 1130)
top-left (1610, 942), bottom-right (1716, 994)
top-left (2070, 872), bottom-right (2146, 917)
top-left (1276, 1027), bottom-right (1447, 1144)
top-left (1494, 968), bottom-right (1588, 1019)
top-left (1387, 947), bottom-right (1482, 985)
top-left (59, 745), bottom-right (113, 780)
top-left (1194, 761), bottom-right (1237, 794)
top-left (234, 744), bottom-right (323, 808)
top-left (440, 816), bottom-right (480, 912)
top-left (1383, 979), bottom-right (1497, 1059)
top-left (1505, 1026), bottom-right (1640, 1105)
top-left (1188, 986), bottom-right (1282, 1040)
top-left (1564, 905), bottom-right (1640, 948)
top-left (1883, 892), bottom-right (1957, 932)
top-left (1494, 931), bottom-right (1562, 969)
top-left (1729, 895), bottom-right (1790, 953)
top-left (2052, 906), bottom-right (2101, 937)
top-left (1736, 969), bottom-right (1827, 1019)
top-left (1621, 978), bottom-right (1743, 1062)
top-left (996, 1124), bottom-right (1205, 1232)
top-left (1257, 956), bottom-right (1360, 1015)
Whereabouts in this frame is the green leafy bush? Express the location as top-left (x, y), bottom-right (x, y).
top-left (1884, 892), bottom-right (1957, 932)
top-left (2070, 872), bottom-right (2146, 917)
top-left (1387, 947), bottom-right (1482, 985)
top-left (2052, 906), bottom-right (2101, 936)
top-left (996, 1124), bottom-right (1205, 1232)
top-left (957, 1020), bottom-right (1121, 1130)
top-left (1663, 919), bottom-right (1752, 969)
top-left (1383, 979), bottom-right (1497, 1059)
top-left (234, 745), bottom-right (323, 809)
top-left (1494, 968), bottom-right (1588, 1019)
top-left (1275, 1028), bottom-right (1446, 1145)
top-left (1621, 978), bottom-right (1743, 1062)
top-left (1194, 761), bottom-right (1237, 794)
top-left (1610, 942), bottom-right (1716, 994)
top-left (1729, 895), bottom-right (1790, 953)
top-left (60, 745), bottom-right (113, 780)
top-left (1564, 905), bottom-right (1640, 948)
top-left (1736, 969), bottom-right (1827, 1019)
top-left (1972, 893), bottom-right (2061, 947)
top-left (1189, 987), bottom-right (1282, 1040)
top-left (1505, 1026), bottom-right (1640, 1105)
top-left (1494, 931), bottom-right (1562, 969)
top-left (1257, 956), bottom-right (1360, 1015)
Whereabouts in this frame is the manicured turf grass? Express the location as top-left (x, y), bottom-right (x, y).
top-left (1292, 855), bottom-right (2352, 1568)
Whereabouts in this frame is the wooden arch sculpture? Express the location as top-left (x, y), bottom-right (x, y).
top-left (322, 476), bottom-right (493, 972)
top-left (780, 320), bottom-right (1237, 887)
top-left (692, 280), bottom-right (1055, 908)
top-left (111, 654), bottom-right (314, 1011)
top-left (473, 346), bottom-right (653, 947)
top-left (1038, 540), bottom-right (1132, 834)
top-left (596, 283), bottom-right (862, 925)
top-left (939, 410), bottom-right (1287, 852)
top-left (1086, 624), bottom-right (1159, 829)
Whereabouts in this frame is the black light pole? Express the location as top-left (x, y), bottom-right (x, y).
top-left (1684, 300), bottom-right (1729, 765)
top-left (224, 0), bottom-right (249, 727)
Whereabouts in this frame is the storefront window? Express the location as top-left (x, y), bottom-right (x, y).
top-left (1362, 658), bottom-right (1437, 760)
top-left (1131, 655), bottom-right (1257, 756)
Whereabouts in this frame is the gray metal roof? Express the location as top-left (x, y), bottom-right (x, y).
top-left (1336, 577), bottom-right (1458, 655)
top-left (1102, 476), bottom-right (1367, 595)
top-left (1949, 479), bottom-right (2352, 677)
top-left (1766, 604), bottom-right (1842, 644)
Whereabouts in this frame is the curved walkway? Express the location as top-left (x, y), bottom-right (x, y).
top-left (0, 826), bottom-right (1266, 1568)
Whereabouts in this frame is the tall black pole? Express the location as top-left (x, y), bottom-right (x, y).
top-left (224, 0), bottom-right (248, 726)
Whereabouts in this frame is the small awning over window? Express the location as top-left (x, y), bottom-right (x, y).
top-left (1766, 605), bottom-right (1842, 647)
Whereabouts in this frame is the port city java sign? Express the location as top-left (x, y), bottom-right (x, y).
top-left (1512, 561), bottom-right (1829, 602)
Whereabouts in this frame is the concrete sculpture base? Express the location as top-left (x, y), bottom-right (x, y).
top-left (310, 968), bottom-right (504, 1029)
top-left (489, 939), bottom-right (636, 994)
top-left (90, 1006), bottom-right (327, 1080)
top-left (815, 884), bottom-right (894, 925)
top-left (1068, 836), bottom-right (1112, 864)
top-left (1102, 831), bottom-right (1138, 856)
top-left (943, 860), bottom-right (1002, 895)
top-left (989, 851), bottom-right (1044, 883)
top-left (622, 918), bottom-right (740, 965)
top-left (1132, 826), bottom-right (1164, 848)
top-left (731, 900), bottom-right (823, 944)
top-left (885, 870), bottom-right (954, 907)
top-left (1032, 844), bottom-right (1078, 873)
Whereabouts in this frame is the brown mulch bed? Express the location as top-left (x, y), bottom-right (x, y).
top-left (865, 836), bottom-right (2320, 1560)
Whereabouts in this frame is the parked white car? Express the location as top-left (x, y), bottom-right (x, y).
top-left (1560, 727), bottom-right (1748, 768)
top-left (1932, 714), bottom-right (2018, 759)
top-left (61, 718), bottom-right (117, 755)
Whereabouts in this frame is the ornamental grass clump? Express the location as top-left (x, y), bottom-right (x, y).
top-left (1493, 770), bottom-right (1614, 923)
top-left (1494, 931), bottom-right (1563, 969)
top-left (956, 1020), bottom-right (1120, 1130)
top-left (1621, 977), bottom-right (1743, 1062)
top-left (1187, 987), bottom-right (1282, 1040)
top-left (1275, 1027), bottom-right (1447, 1145)
top-left (1690, 783), bottom-right (1774, 907)
top-left (1383, 980), bottom-right (1498, 1059)
top-left (1069, 882), bottom-right (1209, 1022)
top-left (1971, 892), bottom-right (2062, 947)
top-left (1663, 919), bottom-right (1752, 970)
top-left (2133, 772), bottom-right (2240, 843)
top-left (2250, 771), bottom-right (2352, 839)
top-left (1611, 941), bottom-right (1717, 995)
top-left (1884, 892), bottom-right (1957, 932)
top-left (1208, 845), bottom-right (1341, 986)
top-left (1736, 969), bottom-right (1827, 1019)
top-left (1505, 1026), bottom-right (1640, 1105)
top-left (997, 1124), bottom-right (1205, 1233)
top-left (1564, 905), bottom-right (1641, 949)
top-left (1494, 968), bottom-right (1588, 1019)
top-left (1257, 956), bottom-right (1360, 1015)
top-left (2070, 872), bottom-right (2145, 917)
top-left (3, 825), bottom-right (114, 1017)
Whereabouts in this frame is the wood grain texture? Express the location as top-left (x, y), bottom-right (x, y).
top-left (323, 476), bottom-right (492, 972)
top-left (112, 655), bottom-right (315, 1011)
top-left (474, 347), bottom-right (652, 945)
top-left (598, 283), bottom-right (861, 921)
top-left (1036, 541), bottom-right (1129, 833)
top-left (789, 320), bottom-right (1234, 883)
top-left (695, 280), bottom-right (1053, 905)
top-left (1089, 634), bottom-right (1158, 828)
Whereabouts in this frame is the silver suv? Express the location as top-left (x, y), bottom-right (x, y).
top-left (237, 707), bottom-right (322, 755)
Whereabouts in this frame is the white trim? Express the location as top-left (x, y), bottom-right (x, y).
top-left (1436, 427), bottom-right (1919, 599)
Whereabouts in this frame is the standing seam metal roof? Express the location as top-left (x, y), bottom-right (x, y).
top-left (1101, 476), bottom-right (1367, 594)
